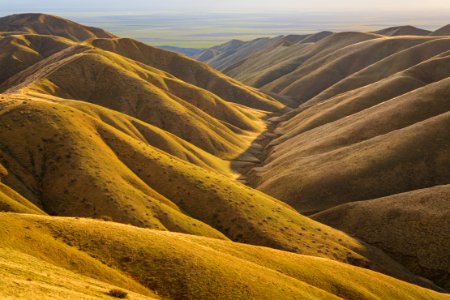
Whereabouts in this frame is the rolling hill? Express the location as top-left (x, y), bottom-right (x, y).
top-left (313, 185), bottom-right (450, 290)
top-left (373, 25), bottom-right (431, 36)
top-left (1, 213), bottom-right (448, 299)
top-left (0, 13), bottom-right (115, 41)
top-left (195, 24), bottom-right (450, 291)
top-left (1, 93), bottom-right (433, 290)
top-left (0, 13), bottom-right (449, 298)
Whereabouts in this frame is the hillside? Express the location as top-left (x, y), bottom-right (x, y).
top-left (197, 28), bottom-right (450, 106)
top-left (195, 26), bottom-right (450, 290)
top-left (374, 25), bottom-right (431, 36)
top-left (1, 213), bottom-right (449, 299)
top-left (1, 93), bottom-right (436, 289)
top-left (0, 13), bottom-right (449, 298)
top-left (313, 185), bottom-right (450, 290)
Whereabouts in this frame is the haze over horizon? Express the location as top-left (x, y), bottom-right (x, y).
top-left (3, 0), bottom-right (450, 14)
top-left (2, 0), bottom-right (449, 47)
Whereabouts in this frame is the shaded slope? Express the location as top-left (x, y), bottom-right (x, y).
top-left (252, 78), bottom-right (450, 214)
top-left (308, 37), bottom-right (450, 104)
top-left (313, 185), bottom-right (450, 290)
top-left (0, 13), bottom-right (115, 41)
top-left (0, 94), bottom-right (436, 287)
top-left (278, 53), bottom-right (450, 137)
top-left (265, 36), bottom-right (433, 104)
top-left (1, 213), bottom-right (448, 299)
top-left (198, 32), bottom-right (379, 103)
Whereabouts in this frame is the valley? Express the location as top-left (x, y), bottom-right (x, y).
top-left (0, 12), bottom-right (449, 299)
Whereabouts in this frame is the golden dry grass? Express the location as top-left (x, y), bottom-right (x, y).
top-left (0, 93), bottom-right (437, 289)
top-left (1, 213), bottom-right (448, 300)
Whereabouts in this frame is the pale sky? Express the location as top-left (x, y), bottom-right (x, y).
top-left (2, 0), bottom-right (450, 14)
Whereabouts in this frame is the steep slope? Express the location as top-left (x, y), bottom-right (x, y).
top-left (89, 38), bottom-right (284, 112)
top-left (0, 34), bottom-right (74, 85)
top-left (313, 185), bottom-right (450, 290)
top-left (1, 14), bottom-right (449, 297)
top-left (4, 46), bottom-right (264, 159)
top-left (264, 36), bottom-right (434, 104)
top-left (1, 213), bottom-right (448, 299)
top-left (252, 77), bottom-right (450, 214)
top-left (198, 32), bottom-right (379, 101)
top-left (278, 53), bottom-right (450, 137)
top-left (0, 93), bottom-right (438, 288)
top-left (308, 38), bottom-right (450, 104)
top-left (198, 31), bottom-right (450, 107)
top-left (196, 33), bottom-right (333, 73)
top-left (374, 25), bottom-right (431, 36)
top-left (0, 13), bottom-right (115, 41)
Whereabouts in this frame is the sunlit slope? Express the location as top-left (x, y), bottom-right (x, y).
top-left (3, 44), bottom-right (270, 159)
top-left (18, 92), bottom-right (237, 176)
top-left (0, 249), bottom-right (155, 300)
top-left (0, 34), bottom-right (74, 85)
top-left (89, 38), bottom-right (284, 112)
top-left (0, 94), bottom-right (227, 239)
top-left (0, 94), bottom-right (435, 286)
top-left (198, 32), bottom-right (450, 107)
top-left (264, 36), bottom-right (435, 104)
top-left (308, 38), bottom-right (450, 104)
top-left (252, 78), bottom-right (450, 214)
top-left (0, 13), bottom-right (115, 42)
top-left (277, 53), bottom-right (450, 137)
top-left (1, 213), bottom-right (448, 300)
top-left (313, 185), bottom-right (450, 290)
top-left (0, 181), bottom-right (44, 215)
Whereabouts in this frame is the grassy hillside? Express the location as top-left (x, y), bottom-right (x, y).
top-left (252, 78), bottom-right (450, 213)
top-left (313, 185), bottom-right (450, 290)
top-left (89, 38), bottom-right (284, 112)
top-left (8, 46), bottom-right (264, 159)
top-left (1, 213), bottom-right (448, 300)
top-left (0, 249), bottom-right (155, 299)
top-left (0, 93), bottom-right (437, 289)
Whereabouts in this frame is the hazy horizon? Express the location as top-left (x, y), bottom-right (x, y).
top-left (1, 1), bottom-right (449, 47)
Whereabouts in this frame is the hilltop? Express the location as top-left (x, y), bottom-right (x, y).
top-left (0, 13), bottom-right (115, 41)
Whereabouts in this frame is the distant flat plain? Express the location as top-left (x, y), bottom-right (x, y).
top-left (3, 11), bottom-right (449, 48)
